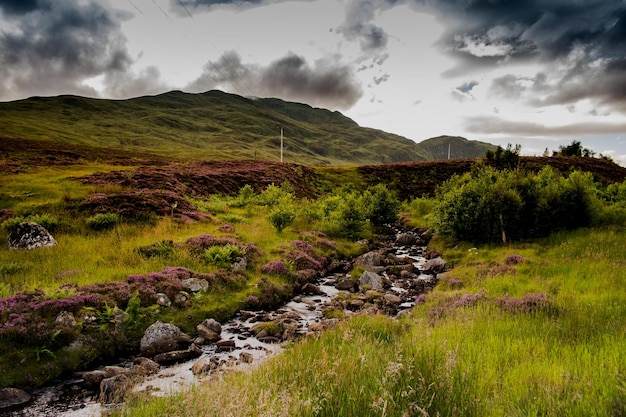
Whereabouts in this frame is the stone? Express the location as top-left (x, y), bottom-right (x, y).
top-left (174, 291), bottom-right (190, 305)
top-left (156, 293), bottom-right (172, 307)
top-left (55, 311), bottom-right (77, 329)
top-left (335, 279), bottom-right (356, 291)
top-left (196, 320), bottom-right (221, 342)
top-left (239, 352), bottom-right (254, 364)
top-left (300, 283), bottom-right (323, 295)
top-left (358, 271), bottom-right (384, 291)
top-left (140, 321), bottom-right (182, 357)
top-left (133, 357), bottom-right (161, 376)
top-left (355, 250), bottom-right (385, 271)
top-left (384, 293), bottom-right (402, 305)
top-left (231, 257), bottom-right (247, 272)
top-left (99, 374), bottom-right (129, 404)
top-left (201, 318), bottom-right (222, 334)
top-left (0, 388), bottom-right (32, 412)
top-left (153, 344), bottom-right (202, 365)
top-left (104, 366), bottom-right (129, 378)
top-left (422, 257), bottom-right (447, 274)
top-left (216, 339), bottom-right (236, 352)
top-left (395, 232), bottom-right (422, 246)
top-left (8, 222), bottom-right (57, 250)
top-left (79, 370), bottom-right (106, 387)
top-left (191, 359), bottom-right (211, 375)
top-left (182, 278), bottom-right (209, 293)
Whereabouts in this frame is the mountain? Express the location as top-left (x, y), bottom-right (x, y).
top-left (418, 135), bottom-right (497, 160)
top-left (0, 90), bottom-right (485, 165)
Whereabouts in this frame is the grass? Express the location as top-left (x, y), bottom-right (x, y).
top-left (116, 226), bottom-right (626, 417)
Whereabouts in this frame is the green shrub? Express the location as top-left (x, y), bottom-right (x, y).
top-left (268, 197), bottom-right (297, 233)
top-left (362, 184), bottom-right (401, 226)
top-left (430, 166), bottom-right (599, 244)
top-left (85, 213), bottom-right (121, 231)
top-left (204, 244), bottom-right (244, 267)
top-left (2, 213), bottom-right (59, 233)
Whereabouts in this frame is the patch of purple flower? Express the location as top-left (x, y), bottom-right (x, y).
top-left (496, 292), bottom-right (553, 314)
top-left (284, 250), bottom-right (323, 271)
top-left (261, 260), bottom-right (291, 276)
top-left (218, 224), bottom-right (235, 233)
top-left (505, 254), bottom-right (524, 265)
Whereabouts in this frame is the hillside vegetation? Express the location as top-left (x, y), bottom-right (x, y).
top-left (0, 90), bottom-right (434, 166)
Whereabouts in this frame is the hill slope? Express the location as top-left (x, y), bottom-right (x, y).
top-left (0, 90), bottom-right (438, 166)
top-left (418, 135), bottom-right (497, 159)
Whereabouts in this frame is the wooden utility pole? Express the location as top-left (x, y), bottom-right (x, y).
top-left (280, 128), bottom-right (284, 163)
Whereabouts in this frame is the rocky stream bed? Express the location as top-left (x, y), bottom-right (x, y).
top-left (3, 229), bottom-right (445, 417)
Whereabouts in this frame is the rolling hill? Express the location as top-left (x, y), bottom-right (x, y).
top-left (0, 90), bottom-right (431, 166)
top-left (0, 90), bottom-right (489, 166)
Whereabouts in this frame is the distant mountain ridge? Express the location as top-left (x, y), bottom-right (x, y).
top-left (418, 135), bottom-right (498, 160)
top-left (0, 90), bottom-right (493, 165)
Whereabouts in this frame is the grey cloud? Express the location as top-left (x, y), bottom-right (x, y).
top-left (0, 0), bottom-right (137, 100)
top-left (465, 115), bottom-right (626, 137)
top-left (186, 51), bottom-right (363, 110)
top-left (336, 0), bottom-right (392, 54)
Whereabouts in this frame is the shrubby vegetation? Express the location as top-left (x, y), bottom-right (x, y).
top-left (429, 164), bottom-right (603, 243)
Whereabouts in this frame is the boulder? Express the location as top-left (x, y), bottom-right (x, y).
top-left (0, 388), bottom-right (32, 413)
top-left (358, 271), bottom-right (385, 291)
top-left (140, 321), bottom-right (183, 357)
top-left (8, 222), bottom-right (57, 250)
top-left (156, 293), bottom-right (172, 307)
top-left (395, 233), bottom-right (424, 246)
top-left (354, 250), bottom-right (386, 273)
top-left (216, 339), bottom-right (236, 352)
top-left (335, 279), bottom-right (356, 291)
top-left (191, 358), bottom-right (212, 375)
top-left (133, 357), bottom-right (161, 376)
top-left (231, 257), bottom-right (247, 272)
top-left (422, 257), bottom-right (447, 274)
top-left (79, 370), bottom-right (106, 387)
top-left (182, 278), bottom-right (209, 293)
top-left (300, 283), bottom-right (323, 295)
top-left (153, 344), bottom-right (202, 365)
top-left (196, 318), bottom-right (221, 342)
top-left (384, 293), bottom-right (402, 305)
top-left (99, 374), bottom-right (129, 403)
top-left (55, 311), bottom-right (77, 329)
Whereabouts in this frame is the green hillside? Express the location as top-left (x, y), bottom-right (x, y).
top-left (419, 135), bottom-right (497, 159)
top-left (0, 90), bottom-right (435, 166)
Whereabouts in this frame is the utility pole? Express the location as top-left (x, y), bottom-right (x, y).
top-left (280, 127), bottom-right (284, 163)
top-left (448, 141), bottom-right (451, 160)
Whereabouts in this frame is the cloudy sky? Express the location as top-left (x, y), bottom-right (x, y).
top-left (1, 0), bottom-right (626, 162)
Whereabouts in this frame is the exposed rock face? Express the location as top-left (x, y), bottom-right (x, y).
top-left (8, 222), bottom-right (57, 250)
top-left (0, 388), bottom-right (32, 412)
top-left (140, 321), bottom-right (183, 357)
top-left (355, 250), bottom-right (386, 273)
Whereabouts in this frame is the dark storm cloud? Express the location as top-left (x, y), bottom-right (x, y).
top-left (186, 51), bottom-right (363, 110)
top-left (187, 51), bottom-right (363, 109)
top-left (0, 0), bottom-right (167, 100)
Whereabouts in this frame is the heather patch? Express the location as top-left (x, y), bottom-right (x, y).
top-left (495, 292), bottom-right (555, 314)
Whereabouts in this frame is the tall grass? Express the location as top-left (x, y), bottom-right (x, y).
top-left (117, 226), bottom-right (626, 417)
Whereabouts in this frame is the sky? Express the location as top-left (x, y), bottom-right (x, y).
top-left (1, 0), bottom-right (626, 163)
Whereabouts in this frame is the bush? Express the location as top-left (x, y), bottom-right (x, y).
top-left (362, 184), bottom-right (401, 227)
top-left (3, 213), bottom-right (59, 233)
top-left (430, 166), bottom-right (599, 244)
top-left (85, 213), bottom-right (121, 231)
top-left (268, 200), bottom-right (296, 233)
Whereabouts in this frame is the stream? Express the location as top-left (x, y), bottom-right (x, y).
top-left (6, 230), bottom-right (435, 417)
